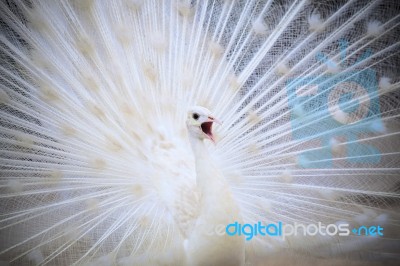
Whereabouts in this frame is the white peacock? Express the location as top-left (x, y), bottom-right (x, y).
top-left (0, 0), bottom-right (399, 265)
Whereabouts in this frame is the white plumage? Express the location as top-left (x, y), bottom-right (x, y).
top-left (0, 0), bottom-right (399, 265)
top-left (185, 106), bottom-right (244, 266)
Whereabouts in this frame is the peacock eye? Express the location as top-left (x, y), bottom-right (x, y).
top-left (193, 113), bottom-right (199, 120)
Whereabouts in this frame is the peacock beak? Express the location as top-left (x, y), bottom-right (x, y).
top-left (201, 116), bottom-right (221, 143)
top-left (209, 116), bottom-right (222, 125)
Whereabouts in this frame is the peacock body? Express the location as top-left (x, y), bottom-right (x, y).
top-left (0, 0), bottom-right (400, 265)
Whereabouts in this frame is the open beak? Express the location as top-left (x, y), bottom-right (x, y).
top-left (201, 116), bottom-right (221, 143)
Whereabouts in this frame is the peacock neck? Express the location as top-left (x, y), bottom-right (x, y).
top-left (190, 136), bottom-right (220, 192)
top-left (188, 135), bottom-right (229, 202)
top-left (187, 133), bottom-right (245, 266)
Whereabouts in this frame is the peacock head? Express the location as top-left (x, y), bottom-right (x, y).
top-left (187, 106), bottom-right (220, 143)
